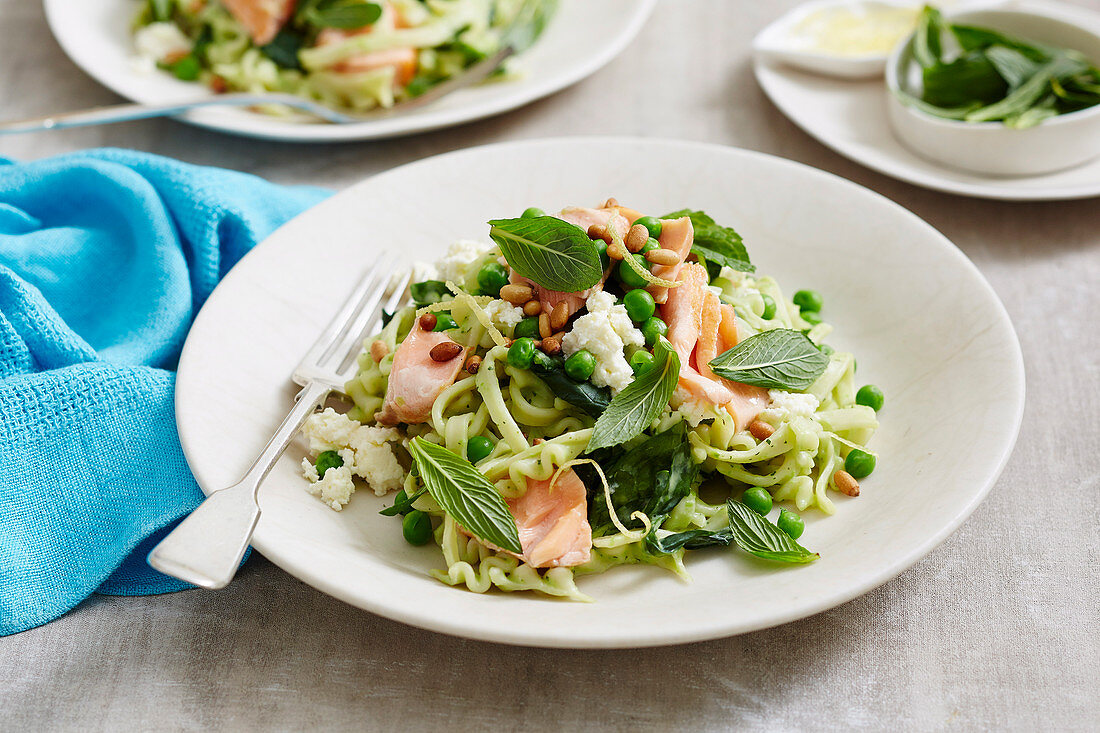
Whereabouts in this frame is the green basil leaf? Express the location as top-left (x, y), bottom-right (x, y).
top-left (261, 29), bottom-right (305, 70)
top-left (922, 51), bottom-right (1007, 108)
top-left (487, 216), bottom-right (603, 293)
top-left (965, 54), bottom-right (1086, 122)
top-left (531, 357), bottom-right (610, 417)
top-left (662, 209), bottom-right (753, 274)
top-left (408, 437), bottom-right (522, 554)
top-left (984, 45), bottom-right (1040, 89)
top-left (950, 24), bottom-right (1052, 61)
top-left (727, 500), bottom-right (818, 563)
top-left (647, 527), bottom-right (733, 554)
top-left (378, 488), bottom-right (426, 516)
top-left (409, 280), bottom-right (449, 306)
top-left (149, 0), bottom-right (174, 22)
top-left (913, 5), bottom-right (946, 68)
top-left (306, 0), bottom-right (383, 29)
top-left (586, 338), bottom-right (680, 452)
top-left (708, 328), bottom-right (828, 391)
top-left (585, 422), bottom-right (697, 534)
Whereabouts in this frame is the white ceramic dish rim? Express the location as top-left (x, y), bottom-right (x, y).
top-left (43, 0), bottom-right (655, 142)
top-left (176, 137), bottom-right (1026, 648)
top-left (884, 1), bottom-right (1100, 131)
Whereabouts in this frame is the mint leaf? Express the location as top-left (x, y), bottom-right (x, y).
top-left (708, 329), bottom-right (828, 391)
top-left (378, 488), bottom-right (426, 517)
top-left (586, 339), bottom-right (680, 452)
top-left (727, 500), bottom-right (818, 563)
top-left (662, 209), bottom-right (753, 274)
top-left (408, 438), bottom-right (522, 554)
top-left (488, 216), bottom-right (602, 293)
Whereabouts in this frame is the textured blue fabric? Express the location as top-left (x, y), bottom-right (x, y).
top-left (0, 149), bottom-right (329, 636)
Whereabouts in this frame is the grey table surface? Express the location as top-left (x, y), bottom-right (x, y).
top-left (2, 0), bottom-right (1098, 730)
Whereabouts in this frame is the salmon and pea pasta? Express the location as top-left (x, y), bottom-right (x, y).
top-left (300, 201), bottom-right (884, 600)
top-left (131, 0), bottom-right (552, 113)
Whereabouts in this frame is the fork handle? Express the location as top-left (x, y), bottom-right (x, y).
top-left (147, 380), bottom-right (332, 589)
top-left (0, 93), bottom-right (316, 134)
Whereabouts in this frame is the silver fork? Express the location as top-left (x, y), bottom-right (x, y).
top-left (147, 256), bottom-right (410, 589)
top-left (1, 0), bottom-right (549, 134)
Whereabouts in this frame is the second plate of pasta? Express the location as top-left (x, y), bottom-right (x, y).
top-left (175, 137), bottom-right (1024, 647)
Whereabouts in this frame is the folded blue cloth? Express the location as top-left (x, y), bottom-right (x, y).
top-left (0, 149), bottom-right (329, 636)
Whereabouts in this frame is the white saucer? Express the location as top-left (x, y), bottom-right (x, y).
top-left (753, 2), bottom-right (1100, 202)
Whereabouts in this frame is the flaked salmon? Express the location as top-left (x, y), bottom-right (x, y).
top-left (315, 22), bottom-right (417, 84)
top-left (508, 469), bottom-right (592, 568)
top-left (222, 0), bottom-right (296, 46)
top-left (375, 326), bottom-right (467, 425)
top-left (647, 216), bottom-right (693, 305)
top-left (661, 263), bottom-right (769, 429)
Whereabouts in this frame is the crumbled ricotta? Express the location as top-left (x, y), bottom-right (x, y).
top-left (301, 462), bottom-right (356, 511)
top-left (671, 388), bottom-right (722, 427)
top-left (300, 408), bottom-right (404, 506)
top-left (764, 390), bottom-right (820, 421)
top-left (562, 290), bottom-right (644, 394)
top-left (133, 23), bottom-right (192, 65)
top-left (484, 298), bottom-right (524, 334)
top-left (435, 239), bottom-right (495, 284)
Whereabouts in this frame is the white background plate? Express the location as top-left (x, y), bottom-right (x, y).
top-left (753, 1), bottom-right (1100, 201)
top-left (175, 138), bottom-right (1025, 648)
top-left (44, 0), bottom-right (654, 142)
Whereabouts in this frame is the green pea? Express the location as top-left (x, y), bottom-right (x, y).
top-left (629, 349), bottom-right (654, 375)
top-left (641, 316), bottom-right (667, 347)
top-left (623, 288), bottom-right (656, 323)
top-left (802, 310), bottom-right (823, 325)
top-left (845, 448), bottom-right (876, 479)
top-left (633, 216), bottom-right (662, 239)
top-left (760, 293), bottom-right (777, 320)
top-left (741, 487), bottom-right (773, 516)
top-left (564, 350), bottom-right (596, 381)
top-left (170, 54), bottom-right (201, 81)
top-left (477, 261), bottom-right (509, 297)
top-left (402, 510), bottom-right (433, 545)
top-left (856, 384), bottom-right (885, 411)
top-left (466, 436), bottom-right (495, 464)
top-left (314, 450), bottom-right (343, 478)
top-left (593, 237), bottom-right (610, 270)
top-left (819, 343), bottom-right (835, 356)
top-left (507, 337), bottom-right (536, 369)
top-left (521, 207), bottom-right (545, 219)
top-left (405, 75), bottom-right (434, 97)
top-left (618, 254), bottom-right (650, 290)
top-left (793, 289), bottom-right (824, 313)
top-left (777, 509), bottom-right (804, 539)
top-left (514, 316), bottom-right (541, 340)
top-left (641, 237), bottom-right (660, 254)
top-left (433, 312), bottom-right (457, 331)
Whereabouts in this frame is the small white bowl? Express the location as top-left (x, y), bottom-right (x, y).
top-left (754, 0), bottom-right (921, 80)
top-left (885, 2), bottom-right (1100, 176)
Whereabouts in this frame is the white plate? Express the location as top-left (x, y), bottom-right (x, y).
top-left (753, 1), bottom-right (1100, 201)
top-left (175, 137), bottom-right (1025, 648)
top-left (44, 0), bottom-right (654, 142)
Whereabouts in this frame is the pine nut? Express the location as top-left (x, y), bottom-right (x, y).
top-left (464, 355), bottom-right (481, 374)
top-left (646, 248), bottom-right (680, 267)
top-left (370, 339), bottom-right (389, 363)
top-left (538, 312), bottom-right (552, 339)
top-left (602, 197), bottom-right (619, 208)
top-left (625, 224), bottom-right (649, 253)
top-left (523, 300), bottom-right (542, 317)
top-left (748, 419), bottom-right (775, 441)
top-left (541, 334), bottom-right (562, 355)
top-left (499, 284), bottom-right (533, 305)
top-left (550, 302), bottom-right (569, 330)
top-left (587, 223), bottom-right (611, 244)
top-left (606, 242), bottom-right (626, 260)
top-left (833, 470), bottom-right (860, 497)
top-left (419, 312), bottom-right (437, 331)
top-left (429, 341), bottom-right (462, 362)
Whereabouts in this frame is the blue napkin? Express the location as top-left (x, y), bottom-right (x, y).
top-left (0, 148), bottom-right (329, 636)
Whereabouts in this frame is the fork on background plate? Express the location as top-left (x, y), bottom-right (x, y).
top-left (146, 257), bottom-right (409, 589)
